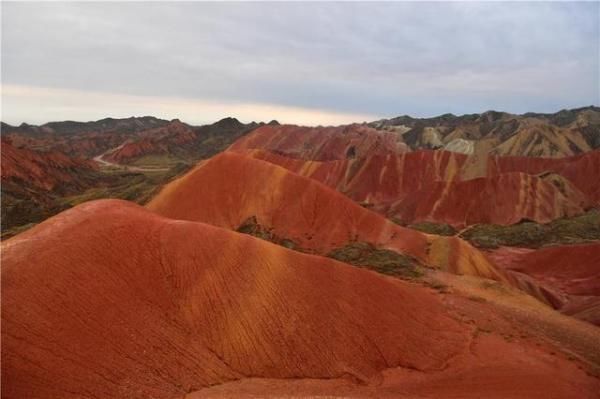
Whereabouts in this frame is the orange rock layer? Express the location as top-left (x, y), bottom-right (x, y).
top-left (3, 200), bottom-right (599, 398)
top-left (147, 152), bottom-right (504, 280)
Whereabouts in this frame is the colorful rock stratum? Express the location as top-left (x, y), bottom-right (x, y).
top-left (2, 107), bottom-right (600, 398)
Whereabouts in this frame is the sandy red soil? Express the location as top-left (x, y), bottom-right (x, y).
top-left (2, 200), bottom-right (599, 398)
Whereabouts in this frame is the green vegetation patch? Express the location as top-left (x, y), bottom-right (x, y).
top-left (459, 209), bottom-right (600, 249)
top-left (236, 216), bottom-right (300, 251)
top-left (130, 154), bottom-right (184, 168)
top-left (406, 221), bottom-right (457, 236)
top-left (64, 163), bottom-right (192, 207)
top-left (327, 241), bottom-right (423, 279)
top-left (2, 163), bottom-right (194, 240)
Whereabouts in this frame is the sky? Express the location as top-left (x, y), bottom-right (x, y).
top-left (1, 1), bottom-right (599, 126)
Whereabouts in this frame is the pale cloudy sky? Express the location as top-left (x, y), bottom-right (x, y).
top-left (2, 1), bottom-right (599, 126)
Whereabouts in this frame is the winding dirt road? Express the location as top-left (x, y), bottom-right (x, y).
top-left (93, 143), bottom-right (170, 172)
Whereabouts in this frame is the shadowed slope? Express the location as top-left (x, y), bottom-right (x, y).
top-left (1, 138), bottom-right (100, 236)
top-left (147, 152), bottom-right (504, 281)
top-left (1, 138), bottom-right (97, 192)
top-left (489, 243), bottom-right (600, 325)
top-left (102, 120), bottom-right (197, 164)
top-left (2, 199), bottom-right (472, 398)
top-left (490, 124), bottom-right (591, 158)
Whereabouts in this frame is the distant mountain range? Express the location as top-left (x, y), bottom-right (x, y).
top-left (370, 106), bottom-right (600, 157)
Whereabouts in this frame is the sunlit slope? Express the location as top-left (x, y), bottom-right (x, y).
top-left (147, 152), bottom-right (504, 280)
top-left (2, 199), bottom-right (470, 398)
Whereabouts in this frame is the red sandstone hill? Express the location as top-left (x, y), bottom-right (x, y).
top-left (228, 123), bottom-right (408, 161)
top-left (152, 152), bottom-right (600, 325)
top-left (1, 138), bottom-right (97, 193)
top-left (147, 152), bottom-right (503, 280)
top-left (102, 120), bottom-right (197, 164)
top-left (236, 149), bottom-right (470, 211)
top-left (488, 150), bottom-right (600, 204)
top-left (4, 117), bottom-right (260, 164)
top-left (0, 200), bottom-right (471, 397)
top-left (489, 243), bottom-right (600, 326)
top-left (233, 148), bottom-right (600, 225)
top-left (2, 116), bottom-right (171, 158)
top-left (1, 138), bottom-right (101, 236)
top-left (390, 172), bottom-right (590, 227)
top-left (3, 200), bottom-right (599, 398)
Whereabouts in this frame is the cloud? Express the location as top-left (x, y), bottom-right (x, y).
top-left (1, 2), bottom-right (598, 124)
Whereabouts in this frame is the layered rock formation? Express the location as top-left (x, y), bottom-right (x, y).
top-left (147, 152), bottom-right (503, 280)
top-left (228, 123), bottom-right (408, 161)
top-left (1, 138), bottom-right (97, 193)
top-left (233, 148), bottom-right (599, 226)
top-left (372, 106), bottom-right (600, 157)
top-left (390, 172), bottom-right (590, 228)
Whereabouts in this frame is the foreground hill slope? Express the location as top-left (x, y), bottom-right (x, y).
top-left (1, 200), bottom-right (470, 398)
top-left (147, 152), bottom-right (502, 280)
top-left (3, 200), bottom-right (599, 398)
